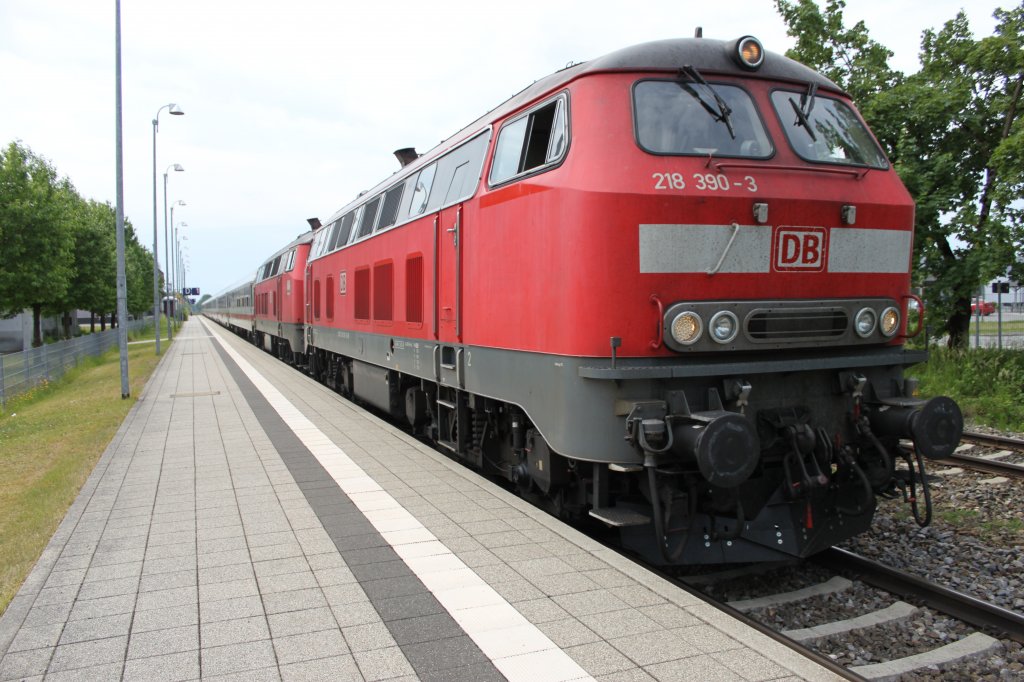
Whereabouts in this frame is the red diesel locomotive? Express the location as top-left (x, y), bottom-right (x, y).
top-left (206, 230), bottom-right (312, 351)
top-left (252, 230), bottom-right (314, 362)
top-left (207, 35), bottom-right (963, 565)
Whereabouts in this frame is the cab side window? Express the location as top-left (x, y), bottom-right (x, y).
top-left (489, 93), bottom-right (569, 186)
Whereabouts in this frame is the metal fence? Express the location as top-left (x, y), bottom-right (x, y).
top-left (967, 309), bottom-right (1024, 349)
top-left (0, 320), bottom-right (148, 407)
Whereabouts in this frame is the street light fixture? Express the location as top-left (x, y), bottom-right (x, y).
top-left (162, 164), bottom-right (183, 341)
top-left (151, 102), bottom-right (184, 355)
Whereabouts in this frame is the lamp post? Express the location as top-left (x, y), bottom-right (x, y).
top-left (162, 165), bottom-right (183, 340)
top-left (169, 204), bottom-right (185, 298)
top-left (174, 222), bottom-right (188, 323)
top-left (168, 200), bottom-right (186, 333)
top-left (114, 0), bottom-right (129, 397)
top-left (170, 210), bottom-right (186, 321)
top-left (180, 241), bottom-right (190, 317)
top-left (151, 102), bottom-right (183, 355)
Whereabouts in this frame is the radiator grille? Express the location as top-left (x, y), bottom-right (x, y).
top-left (746, 308), bottom-right (848, 341)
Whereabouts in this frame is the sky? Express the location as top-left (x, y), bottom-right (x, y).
top-left (0, 0), bottom-right (1008, 299)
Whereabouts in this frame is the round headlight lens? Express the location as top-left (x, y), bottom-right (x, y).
top-left (709, 311), bottom-right (739, 344)
top-left (670, 311), bottom-right (703, 346)
top-left (734, 36), bottom-right (764, 70)
top-left (880, 306), bottom-right (900, 337)
top-left (854, 308), bottom-right (877, 338)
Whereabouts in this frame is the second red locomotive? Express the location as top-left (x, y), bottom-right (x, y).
top-left (207, 35), bottom-right (963, 565)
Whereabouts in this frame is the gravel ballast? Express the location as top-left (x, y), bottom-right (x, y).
top-left (682, 425), bottom-right (1024, 679)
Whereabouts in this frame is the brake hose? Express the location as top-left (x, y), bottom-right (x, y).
top-left (835, 458), bottom-right (875, 516)
top-left (903, 446), bottom-right (933, 527)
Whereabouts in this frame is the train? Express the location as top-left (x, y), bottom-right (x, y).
top-left (205, 34), bottom-right (964, 565)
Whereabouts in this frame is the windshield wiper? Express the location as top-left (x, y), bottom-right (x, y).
top-left (677, 65), bottom-right (735, 140)
top-left (788, 82), bottom-right (818, 141)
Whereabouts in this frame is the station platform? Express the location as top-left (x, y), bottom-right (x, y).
top-left (0, 318), bottom-right (840, 681)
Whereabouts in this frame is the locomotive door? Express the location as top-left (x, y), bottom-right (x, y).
top-left (275, 274), bottom-right (283, 348)
top-left (275, 276), bottom-right (283, 324)
top-left (434, 203), bottom-right (465, 390)
top-left (304, 263), bottom-right (313, 346)
top-left (436, 203), bottom-right (463, 343)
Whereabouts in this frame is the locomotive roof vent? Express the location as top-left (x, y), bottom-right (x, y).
top-left (731, 36), bottom-right (764, 70)
top-left (393, 147), bottom-right (419, 168)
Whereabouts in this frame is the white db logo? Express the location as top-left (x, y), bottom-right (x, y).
top-left (774, 227), bottom-right (826, 272)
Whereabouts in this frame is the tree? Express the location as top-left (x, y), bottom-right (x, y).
top-left (124, 221), bottom-right (155, 319)
top-left (67, 200), bottom-right (117, 330)
top-left (775, 0), bottom-right (1024, 348)
top-left (0, 141), bottom-right (76, 346)
top-left (774, 0), bottom-right (900, 105)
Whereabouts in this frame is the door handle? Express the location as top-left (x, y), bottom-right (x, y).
top-left (447, 213), bottom-right (460, 246)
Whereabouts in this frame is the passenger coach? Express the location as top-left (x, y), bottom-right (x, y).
top-left (205, 279), bottom-right (254, 338)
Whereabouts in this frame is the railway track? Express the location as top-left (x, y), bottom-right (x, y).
top-left (960, 430), bottom-right (1024, 452)
top-left (815, 548), bottom-right (1024, 645)
top-left (930, 430), bottom-right (1024, 479)
top-left (661, 569), bottom-right (862, 680)
top-left (674, 547), bottom-right (1023, 680)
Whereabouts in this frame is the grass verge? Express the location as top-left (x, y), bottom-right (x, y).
top-left (0, 342), bottom-right (166, 616)
top-left (908, 347), bottom-right (1024, 431)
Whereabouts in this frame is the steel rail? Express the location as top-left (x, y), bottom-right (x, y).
top-left (935, 452), bottom-right (1024, 479)
top-left (600, 542), bottom-right (865, 680)
top-left (666, 568), bottom-right (866, 681)
top-left (815, 547), bottom-right (1024, 644)
top-left (960, 430), bottom-right (1024, 452)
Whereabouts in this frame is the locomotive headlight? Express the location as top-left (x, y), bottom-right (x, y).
top-left (670, 311), bottom-right (703, 345)
top-left (709, 311), bottom-right (739, 344)
top-left (732, 36), bottom-right (765, 70)
top-left (854, 307), bottom-right (877, 338)
top-left (880, 306), bottom-right (900, 337)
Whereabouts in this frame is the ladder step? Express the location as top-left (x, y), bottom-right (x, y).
top-left (608, 463), bottom-right (644, 473)
top-left (437, 399), bottom-right (457, 410)
top-left (437, 439), bottom-right (458, 453)
top-left (589, 507), bottom-right (651, 528)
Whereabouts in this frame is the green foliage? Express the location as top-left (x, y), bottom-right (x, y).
top-left (67, 200), bottom-right (117, 315)
top-left (774, 1), bottom-right (1024, 349)
top-left (124, 222), bottom-right (154, 317)
top-left (0, 142), bottom-right (76, 341)
top-left (774, 0), bottom-right (900, 104)
top-left (0, 140), bottom-right (160, 331)
top-left (909, 347), bottom-right (1024, 429)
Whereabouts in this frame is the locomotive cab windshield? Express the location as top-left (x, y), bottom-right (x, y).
top-left (634, 80), bottom-right (772, 157)
top-left (770, 89), bottom-right (889, 168)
